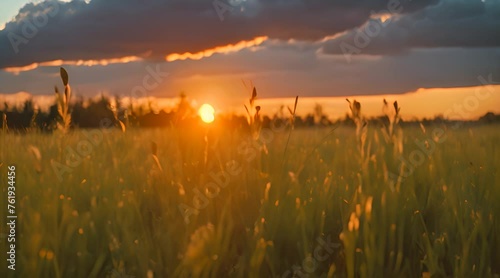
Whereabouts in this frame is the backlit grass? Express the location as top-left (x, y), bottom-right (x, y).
top-left (0, 124), bottom-right (499, 277)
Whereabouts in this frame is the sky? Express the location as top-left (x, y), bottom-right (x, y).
top-left (0, 0), bottom-right (499, 119)
top-left (0, 1), bottom-right (27, 30)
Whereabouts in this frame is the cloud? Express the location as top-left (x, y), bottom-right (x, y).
top-left (3, 55), bottom-right (143, 74)
top-left (165, 36), bottom-right (267, 62)
top-left (3, 0), bottom-right (496, 102)
top-left (0, 0), bottom-right (436, 69)
top-left (321, 0), bottom-right (500, 56)
top-left (1, 45), bottom-right (498, 99)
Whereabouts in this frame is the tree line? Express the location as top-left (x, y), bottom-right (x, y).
top-left (1, 94), bottom-right (499, 133)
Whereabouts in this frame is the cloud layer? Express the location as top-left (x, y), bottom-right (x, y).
top-left (0, 0), bottom-right (498, 102)
top-left (0, 0), bottom-right (437, 68)
top-left (322, 0), bottom-right (500, 56)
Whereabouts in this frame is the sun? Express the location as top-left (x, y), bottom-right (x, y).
top-left (198, 103), bottom-right (215, 123)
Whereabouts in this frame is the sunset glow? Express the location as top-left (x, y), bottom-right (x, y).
top-left (198, 103), bottom-right (215, 123)
top-left (165, 36), bottom-right (268, 62)
top-left (3, 56), bottom-right (143, 75)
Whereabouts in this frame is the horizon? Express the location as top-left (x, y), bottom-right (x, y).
top-left (2, 83), bottom-right (499, 121)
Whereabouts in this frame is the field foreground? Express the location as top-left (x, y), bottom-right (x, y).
top-left (1, 124), bottom-right (499, 277)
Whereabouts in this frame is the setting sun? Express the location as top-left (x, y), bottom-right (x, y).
top-left (198, 103), bottom-right (215, 123)
top-left (1, 1), bottom-right (499, 276)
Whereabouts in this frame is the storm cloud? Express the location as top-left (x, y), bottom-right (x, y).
top-left (0, 0), bottom-right (436, 68)
top-left (321, 0), bottom-right (500, 56)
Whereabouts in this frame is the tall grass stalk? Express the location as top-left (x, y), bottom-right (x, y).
top-left (55, 67), bottom-right (72, 133)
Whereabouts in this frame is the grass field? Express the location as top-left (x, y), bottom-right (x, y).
top-left (1, 123), bottom-right (499, 277)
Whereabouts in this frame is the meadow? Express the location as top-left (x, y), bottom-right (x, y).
top-left (0, 119), bottom-right (499, 277)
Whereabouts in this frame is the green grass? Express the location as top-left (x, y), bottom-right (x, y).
top-left (0, 123), bottom-right (499, 277)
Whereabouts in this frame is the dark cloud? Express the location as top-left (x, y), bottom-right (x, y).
top-left (0, 0), bottom-right (435, 68)
top-left (321, 0), bottom-right (500, 56)
top-left (1, 45), bottom-right (498, 99)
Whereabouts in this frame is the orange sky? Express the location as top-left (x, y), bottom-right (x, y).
top-left (2, 85), bottom-right (498, 121)
top-left (222, 85), bottom-right (500, 121)
top-left (1, 0), bottom-right (499, 113)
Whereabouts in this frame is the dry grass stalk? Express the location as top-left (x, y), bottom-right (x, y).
top-left (151, 141), bottom-right (163, 172)
top-left (347, 98), bottom-right (369, 164)
top-left (28, 145), bottom-right (42, 173)
top-left (244, 86), bottom-right (262, 140)
top-left (1, 112), bottom-right (7, 132)
top-left (55, 67), bottom-right (72, 133)
top-left (382, 99), bottom-right (403, 156)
